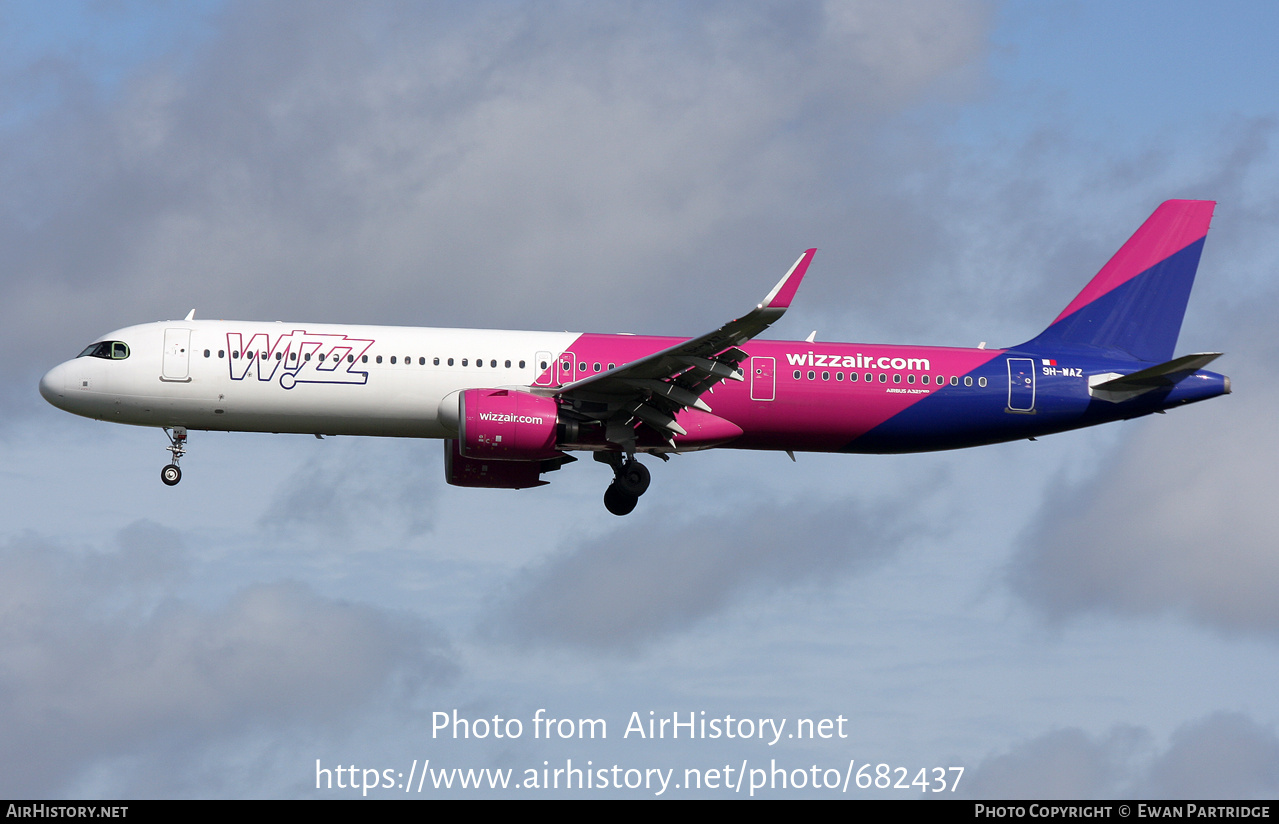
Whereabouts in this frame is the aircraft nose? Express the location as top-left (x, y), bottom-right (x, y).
top-left (39, 362), bottom-right (68, 406)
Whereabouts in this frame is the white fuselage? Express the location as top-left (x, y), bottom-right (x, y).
top-left (39, 320), bottom-right (579, 438)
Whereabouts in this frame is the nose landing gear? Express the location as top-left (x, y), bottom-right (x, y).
top-left (161, 427), bottom-right (187, 486)
top-left (597, 453), bottom-right (651, 516)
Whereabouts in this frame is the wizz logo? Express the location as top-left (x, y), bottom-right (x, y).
top-left (227, 331), bottom-right (375, 389)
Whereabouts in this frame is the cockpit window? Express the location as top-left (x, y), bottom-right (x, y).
top-left (77, 341), bottom-right (130, 360)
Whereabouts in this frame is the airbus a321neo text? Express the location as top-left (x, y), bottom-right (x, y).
top-left (41, 200), bottom-right (1230, 515)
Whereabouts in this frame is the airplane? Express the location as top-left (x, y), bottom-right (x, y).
top-left (40, 200), bottom-right (1230, 515)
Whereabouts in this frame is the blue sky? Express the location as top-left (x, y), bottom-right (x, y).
top-left (2, 1), bottom-right (1278, 798)
top-left (984, 2), bottom-right (1279, 133)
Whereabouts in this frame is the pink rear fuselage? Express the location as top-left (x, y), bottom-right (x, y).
top-left (558, 333), bottom-right (1007, 453)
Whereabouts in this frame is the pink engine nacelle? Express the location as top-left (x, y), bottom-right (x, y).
top-left (441, 389), bottom-right (568, 489)
top-left (458, 388), bottom-right (561, 461)
top-left (444, 439), bottom-right (553, 489)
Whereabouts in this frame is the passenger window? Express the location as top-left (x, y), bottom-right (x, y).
top-left (893, 374), bottom-right (901, 384)
top-left (964, 376), bottom-right (973, 387)
top-left (434, 358), bottom-right (439, 366)
top-left (218, 350), bottom-right (225, 359)
top-left (978, 377), bottom-right (987, 387)
top-left (793, 370), bottom-right (801, 379)
top-left (203, 349), bottom-right (210, 358)
top-left (419, 357), bottom-right (425, 365)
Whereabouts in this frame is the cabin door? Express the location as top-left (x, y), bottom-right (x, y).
top-left (533, 351), bottom-right (554, 386)
top-left (750, 356), bottom-right (776, 401)
top-left (161, 328), bottom-right (192, 382)
top-left (1007, 358), bottom-right (1036, 412)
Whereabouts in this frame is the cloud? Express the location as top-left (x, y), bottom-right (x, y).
top-left (3, 1), bottom-right (991, 411)
top-left (1009, 348), bottom-right (1279, 639)
top-left (962, 714), bottom-right (1279, 799)
top-left (258, 437), bottom-right (439, 545)
top-left (0, 522), bottom-right (455, 796)
top-left (1141, 712), bottom-right (1279, 799)
top-left (960, 725), bottom-right (1147, 799)
top-left (489, 492), bottom-right (926, 650)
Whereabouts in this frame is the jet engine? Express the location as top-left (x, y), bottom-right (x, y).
top-left (440, 389), bottom-right (575, 489)
top-left (450, 388), bottom-right (561, 460)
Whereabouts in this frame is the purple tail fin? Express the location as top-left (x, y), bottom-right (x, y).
top-left (1019, 200), bottom-right (1215, 362)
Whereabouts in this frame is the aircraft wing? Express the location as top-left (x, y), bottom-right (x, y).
top-left (547, 249), bottom-right (816, 449)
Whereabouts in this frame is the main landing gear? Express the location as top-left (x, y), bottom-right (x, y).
top-left (161, 426), bottom-right (187, 486)
top-left (597, 453), bottom-right (651, 516)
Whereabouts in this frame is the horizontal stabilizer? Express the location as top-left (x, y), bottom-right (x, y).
top-left (1088, 352), bottom-right (1222, 403)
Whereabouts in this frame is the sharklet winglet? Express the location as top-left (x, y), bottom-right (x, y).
top-left (759, 248), bottom-right (816, 311)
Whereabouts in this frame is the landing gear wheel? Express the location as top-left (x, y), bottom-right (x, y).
top-left (616, 460), bottom-right (650, 497)
top-left (604, 483), bottom-right (638, 516)
top-left (161, 427), bottom-right (188, 486)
